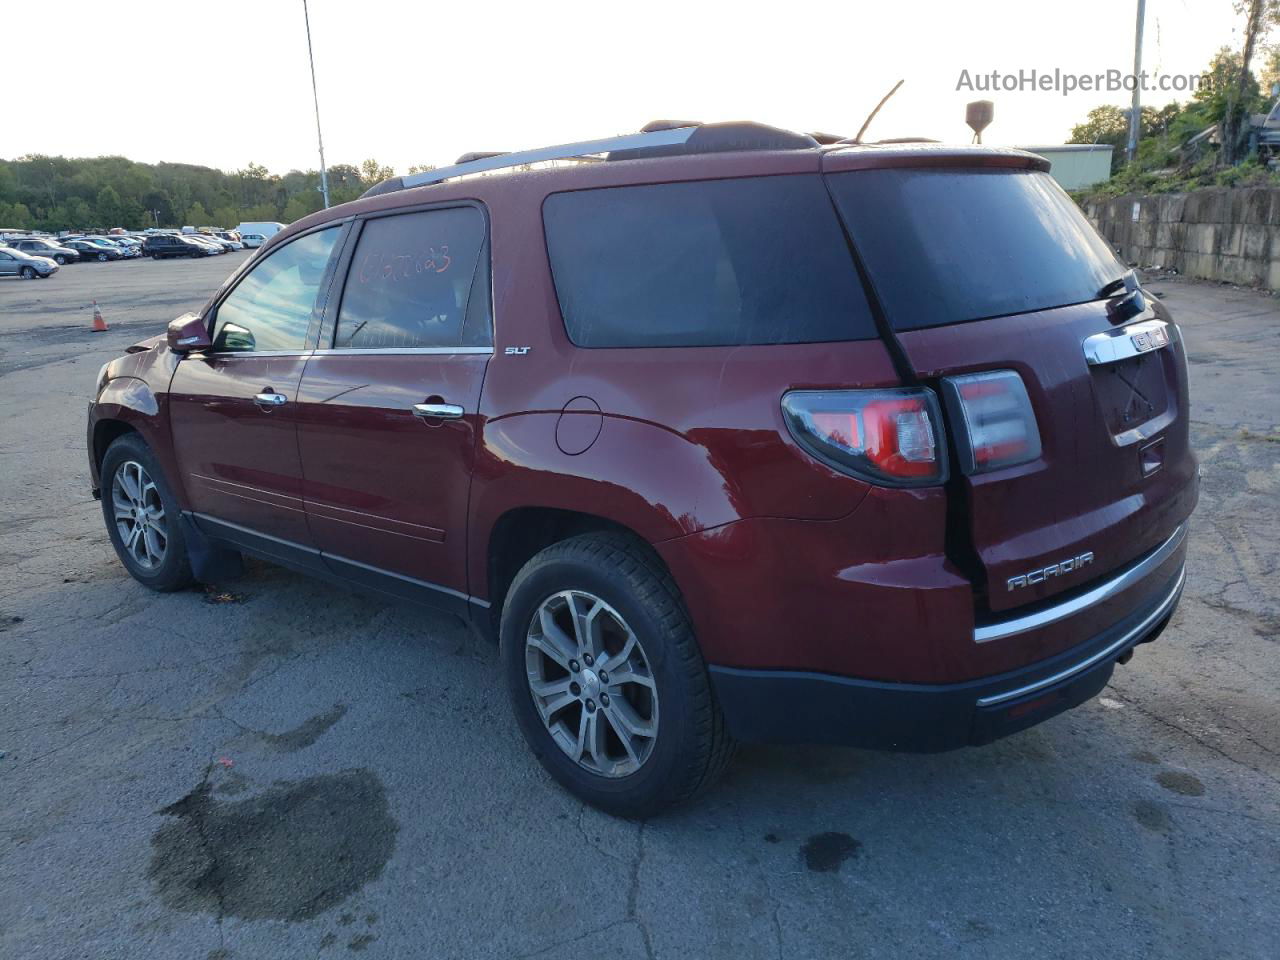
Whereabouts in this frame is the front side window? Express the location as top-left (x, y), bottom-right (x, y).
top-left (542, 175), bottom-right (877, 348)
top-left (333, 206), bottom-right (490, 350)
top-left (213, 227), bottom-right (340, 352)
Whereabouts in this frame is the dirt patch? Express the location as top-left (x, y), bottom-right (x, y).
top-left (149, 769), bottom-right (397, 921)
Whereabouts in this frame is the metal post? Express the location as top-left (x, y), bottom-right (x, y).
top-left (302, 0), bottom-right (331, 208)
top-left (1126, 0), bottom-right (1146, 165)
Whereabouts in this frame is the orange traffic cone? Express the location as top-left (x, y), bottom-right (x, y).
top-left (91, 300), bottom-right (108, 333)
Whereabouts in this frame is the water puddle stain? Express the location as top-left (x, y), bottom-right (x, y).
top-left (260, 704), bottom-right (348, 752)
top-left (801, 832), bottom-right (861, 873)
top-left (148, 769), bottom-right (396, 921)
top-left (1156, 770), bottom-right (1205, 796)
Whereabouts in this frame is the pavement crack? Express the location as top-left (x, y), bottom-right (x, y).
top-left (1108, 688), bottom-right (1280, 787)
top-left (628, 821), bottom-right (656, 960)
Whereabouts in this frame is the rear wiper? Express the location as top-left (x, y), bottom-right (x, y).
top-left (1097, 271), bottom-right (1137, 299)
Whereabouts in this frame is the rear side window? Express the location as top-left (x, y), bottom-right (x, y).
top-left (543, 175), bottom-right (876, 348)
top-left (827, 169), bottom-right (1125, 330)
top-left (334, 206), bottom-right (491, 350)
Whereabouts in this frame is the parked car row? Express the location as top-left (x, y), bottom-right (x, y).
top-left (0, 228), bottom-right (260, 276)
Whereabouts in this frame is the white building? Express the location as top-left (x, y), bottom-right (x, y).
top-left (1015, 144), bottom-right (1114, 190)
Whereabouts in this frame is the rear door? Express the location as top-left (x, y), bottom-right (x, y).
top-left (825, 159), bottom-right (1197, 613)
top-left (294, 203), bottom-right (492, 608)
top-left (168, 225), bottom-right (344, 556)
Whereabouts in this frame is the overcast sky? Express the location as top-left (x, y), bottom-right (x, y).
top-left (4, 0), bottom-right (1245, 175)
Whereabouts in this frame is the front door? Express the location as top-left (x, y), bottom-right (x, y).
top-left (168, 226), bottom-right (343, 558)
top-left (295, 204), bottom-right (492, 607)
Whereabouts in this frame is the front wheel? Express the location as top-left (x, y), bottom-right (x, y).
top-left (97, 253), bottom-right (108, 262)
top-left (100, 433), bottom-right (194, 591)
top-left (501, 533), bottom-right (735, 818)
top-left (19, 266), bottom-right (36, 279)
top-left (54, 255), bottom-right (66, 265)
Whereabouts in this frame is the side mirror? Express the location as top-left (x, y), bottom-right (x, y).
top-left (166, 313), bottom-right (211, 353)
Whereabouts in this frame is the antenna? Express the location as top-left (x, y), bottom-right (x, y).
top-left (853, 80), bottom-right (904, 144)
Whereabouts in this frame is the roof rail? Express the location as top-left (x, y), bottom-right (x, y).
top-left (362, 126), bottom-right (699, 198)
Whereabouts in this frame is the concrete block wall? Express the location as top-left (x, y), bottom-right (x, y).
top-left (1084, 188), bottom-right (1280, 289)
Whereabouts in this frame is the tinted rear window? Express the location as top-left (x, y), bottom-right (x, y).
top-left (335, 206), bottom-right (490, 350)
top-left (827, 169), bottom-right (1125, 330)
top-left (543, 175), bottom-right (876, 348)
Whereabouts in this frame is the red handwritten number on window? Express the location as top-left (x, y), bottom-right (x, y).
top-left (358, 244), bottom-right (451, 284)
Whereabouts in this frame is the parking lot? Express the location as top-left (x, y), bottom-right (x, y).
top-left (1, 256), bottom-right (1277, 959)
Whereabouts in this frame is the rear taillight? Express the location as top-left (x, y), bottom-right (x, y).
top-left (941, 370), bottom-right (1042, 474)
top-left (781, 388), bottom-right (947, 487)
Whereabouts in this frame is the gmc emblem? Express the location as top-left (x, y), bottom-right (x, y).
top-left (1130, 326), bottom-right (1170, 353)
top-left (1007, 552), bottom-right (1094, 591)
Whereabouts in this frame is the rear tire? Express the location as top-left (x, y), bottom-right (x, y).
top-left (501, 532), bottom-right (735, 818)
top-left (100, 433), bottom-right (195, 592)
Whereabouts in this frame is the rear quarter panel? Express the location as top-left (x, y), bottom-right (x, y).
top-left (464, 155), bottom-right (902, 600)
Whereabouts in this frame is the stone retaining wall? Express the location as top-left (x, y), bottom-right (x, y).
top-left (1084, 188), bottom-right (1280, 289)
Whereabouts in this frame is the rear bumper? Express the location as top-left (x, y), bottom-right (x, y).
top-left (709, 564), bottom-right (1184, 751)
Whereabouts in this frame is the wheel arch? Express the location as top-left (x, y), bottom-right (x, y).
top-left (481, 507), bottom-right (670, 639)
top-left (89, 379), bottom-right (187, 508)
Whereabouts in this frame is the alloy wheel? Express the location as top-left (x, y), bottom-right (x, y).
top-left (111, 460), bottom-right (168, 569)
top-left (525, 590), bottom-right (659, 778)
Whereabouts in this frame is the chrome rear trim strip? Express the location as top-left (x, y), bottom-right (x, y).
top-left (975, 523), bottom-right (1187, 644)
top-left (1082, 318), bottom-right (1175, 366)
top-left (977, 566), bottom-right (1184, 708)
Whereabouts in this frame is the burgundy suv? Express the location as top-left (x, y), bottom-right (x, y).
top-left (88, 122), bottom-right (1197, 816)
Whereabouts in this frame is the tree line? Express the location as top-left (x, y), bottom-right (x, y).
top-left (0, 156), bottom-right (431, 232)
top-left (1068, 0), bottom-right (1280, 189)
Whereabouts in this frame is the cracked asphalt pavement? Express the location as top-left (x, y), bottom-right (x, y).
top-left (1, 258), bottom-right (1277, 959)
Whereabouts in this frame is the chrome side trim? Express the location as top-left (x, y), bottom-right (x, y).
top-left (975, 523), bottom-right (1187, 644)
top-left (198, 350), bottom-right (313, 359)
top-left (395, 126), bottom-right (698, 190)
top-left (312, 347), bottom-right (493, 356)
top-left (1083, 319), bottom-right (1174, 366)
top-left (976, 566), bottom-right (1184, 707)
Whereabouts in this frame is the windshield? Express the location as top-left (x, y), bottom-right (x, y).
top-left (827, 168), bottom-right (1125, 330)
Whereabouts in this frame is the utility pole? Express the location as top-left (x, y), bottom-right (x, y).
top-left (1126, 0), bottom-right (1147, 165)
top-left (302, 0), bottom-right (331, 208)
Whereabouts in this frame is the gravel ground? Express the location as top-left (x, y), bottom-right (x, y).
top-left (0, 258), bottom-right (1276, 959)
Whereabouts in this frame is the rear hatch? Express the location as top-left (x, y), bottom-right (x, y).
top-left (823, 149), bottom-right (1197, 615)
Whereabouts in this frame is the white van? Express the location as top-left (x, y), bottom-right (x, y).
top-left (234, 221), bottom-right (285, 241)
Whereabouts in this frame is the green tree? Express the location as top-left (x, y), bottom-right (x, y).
top-left (360, 158), bottom-right (395, 185)
top-left (95, 185), bottom-right (123, 227)
top-left (407, 163), bottom-right (437, 175)
top-left (1222, 0), bottom-right (1280, 163)
top-left (1068, 105), bottom-right (1180, 172)
top-left (186, 201), bottom-right (212, 226)
top-left (283, 193), bottom-right (323, 223)
top-left (212, 205), bottom-right (239, 229)
top-left (0, 201), bottom-right (32, 228)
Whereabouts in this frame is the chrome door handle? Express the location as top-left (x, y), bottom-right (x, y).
top-left (254, 391), bottom-right (288, 407)
top-left (412, 402), bottom-right (464, 420)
